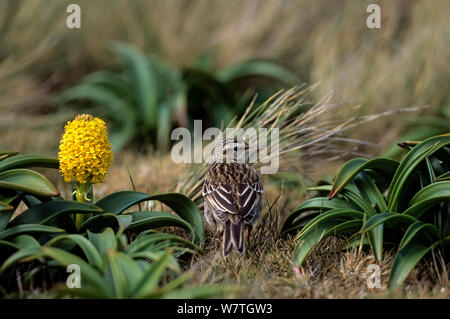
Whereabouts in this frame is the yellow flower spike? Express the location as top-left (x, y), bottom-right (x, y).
top-left (59, 114), bottom-right (113, 229)
top-left (58, 114), bottom-right (113, 185)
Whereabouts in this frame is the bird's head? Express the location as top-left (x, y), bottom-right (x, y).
top-left (210, 137), bottom-right (255, 164)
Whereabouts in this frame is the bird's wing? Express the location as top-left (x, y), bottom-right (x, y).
top-left (204, 182), bottom-right (236, 213)
top-left (203, 181), bottom-right (263, 222)
top-left (202, 163), bottom-right (263, 224)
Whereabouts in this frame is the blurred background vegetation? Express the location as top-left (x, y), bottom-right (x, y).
top-left (0, 0), bottom-right (449, 158)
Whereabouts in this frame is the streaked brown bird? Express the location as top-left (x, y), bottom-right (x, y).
top-left (202, 138), bottom-right (263, 256)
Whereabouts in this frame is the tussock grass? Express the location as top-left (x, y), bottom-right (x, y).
top-left (174, 84), bottom-right (425, 204)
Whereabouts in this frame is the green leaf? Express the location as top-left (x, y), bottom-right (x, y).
top-left (61, 85), bottom-right (136, 122)
top-left (87, 228), bottom-right (117, 257)
top-left (398, 221), bottom-right (439, 250)
top-left (128, 231), bottom-right (204, 255)
top-left (0, 169), bottom-right (59, 197)
top-left (45, 234), bottom-right (103, 269)
top-left (389, 239), bottom-right (439, 290)
top-left (0, 201), bottom-right (14, 231)
top-left (131, 251), bottom-right (181, 273)
top-left (130, 249), bottom-right (171, 298)
top-left (403, 181), bottom-right (450, 218)
top-left (42, 246), bottom-right (108, 294)
top-left (361, 212), bottom-right (417, 233)
top-left (113, 42), bottom-right (158, 128)
top-left (79, 213), bottom-right (120, 233)
top-left (330, 158), bottom-right (398, 199)
top-left (96, 191), bottom-right (204, 244)
top-left (9, 200), bottom-right (102, 227)
top-left (125, 212), bottom-right (195, 239)
top-left (104, 250), bottom-right (134, 298)
top-left (354, 172), bottom-right (388, 212)
top-left (138, 193), bottom-right (204, 244)
top-left (295, 209), bottom-right (363, 240)
top-left (293, 219), bottom-right (362, 266)
top-left (282, 197), bottom-right (357, 233)
top-left (0, 155), bottom-right (59, 173)
top-left (388, 135), bottom-right (450, 211)
top-left (0, 246), bottom-right (43, 274)
top-left (12, 234), bottom-right (41, 249)
top-left (95, 191), bottom-right (152, 214)
top-left (217, 59), bottom-right (298, 85)
top-left (0, 224), bottom-right (64, 240)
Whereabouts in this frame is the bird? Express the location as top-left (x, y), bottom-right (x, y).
top-left (202, 137), bottom-right (263, 256)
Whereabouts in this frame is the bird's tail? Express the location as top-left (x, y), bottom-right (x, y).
top-left (223, 220), bottom-right (245, 256)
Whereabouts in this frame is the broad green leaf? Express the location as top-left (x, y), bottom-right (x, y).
top-left (9, 200), bottom-right (102, 227)
top-left (131, 250), bottom-right (181, 273)
top-left (217, 59), bottom-right (298, 84)
top-left (113, 42), bottom-right (158, 128)
top-left (147, 193), bottom-right (204, 244)
top-left (354, 172), bottom-right (387, 212)
top-left (295, 209), bottom-right (363, 240)
top-left (96, 191), bottom-right (204, 244)
top-left (87, 227), bottom-right (117, 257)
top-left (79, 213), bottom-right (120, 233)
top-left (330, 158), bottom-right (398, 199)
top-left (388, 135), bottom-right (450, 211)
top-left (389, 240), bottom-right (439, 290)
top-left (46, 234), bottom-right (103, 269)
top-left (0, 224), bottom-right (64, 240)
top-left (12, 234), bottom-right (41, 249)
top-left (104, 250), bottom-right (134, 298)
top-left (0, 155), bottom-right (59, 173)
top-left (130, 249), bottom-right (171, 298)
top-left (128, 231), bottom-right (204, 255)
top-left (403, 181), bottom-right (450, 218)
top-left (293, 219), bottom-right (362, 266)
top-left (95, 191), bottom-right (152, 214)
top-left (82, 70), bottom-right (132, 98)
top-left (0, 169), bottom-right (59, 197)
top-left (0, 201), bottom-right (14, 231)
top-left (41, 246), bottom-right (109, 294)
top-left (61, 85), bottom-right (136, 123)
top-left (282, 197), bottom-right (357, 233)
top-left (340, 188), bottom-right (377, 216)
top-left (306, 185), bottom-right (333, 192)
top-left (125, 212), bottom-right (195, 240)
top-left (361, 213), bottom-right (417, 233)
top-left (398, 221), bottom-right (439, 250)
top-left (0, 247), bottom-right (43, 274)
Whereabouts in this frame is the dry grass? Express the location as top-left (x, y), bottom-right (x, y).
top-left (188, 228), bottom-right (449, 299)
